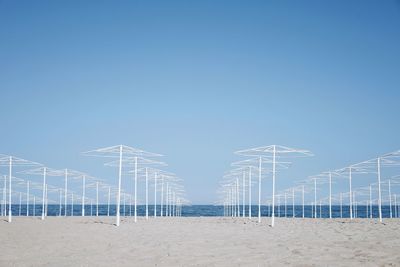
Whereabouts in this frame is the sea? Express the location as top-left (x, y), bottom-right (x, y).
top-left (1, 204), bottom-right (398, 218)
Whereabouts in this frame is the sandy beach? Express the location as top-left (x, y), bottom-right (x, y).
top-left (0, 217), bottom-right (399, 266)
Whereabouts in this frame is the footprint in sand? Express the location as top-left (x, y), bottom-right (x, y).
top-left (291, 249), bottom-right (303, 256)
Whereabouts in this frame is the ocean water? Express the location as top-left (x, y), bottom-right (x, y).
top-left (1, 204), bottom-right (399, 218)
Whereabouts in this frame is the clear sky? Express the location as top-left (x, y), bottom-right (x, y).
top-left (1, 0), bottom-right (400, 204)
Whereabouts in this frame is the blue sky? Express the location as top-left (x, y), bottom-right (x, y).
top-left (1, 0), bottom-right (400, 204)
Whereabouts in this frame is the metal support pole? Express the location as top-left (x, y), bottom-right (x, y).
top-left (349, 168), bottom-right (353, 220)
top-left (377, 158), bottom-right (382, 223)
top-left (116, 145), bottom-right (122, 226)
top-left (258, 156), bottom-right (262, 223)
top-left (154, 172), bottom-right (157, 217)
top-left (271, 145), bottom-right (276, 227)
top-left (8, 157), bottom-right (13, 222)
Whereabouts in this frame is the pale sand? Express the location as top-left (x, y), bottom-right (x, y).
top-left (0, 217), bottom-right (399, 266)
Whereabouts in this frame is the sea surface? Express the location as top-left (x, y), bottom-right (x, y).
top-left (1, 204), bottom-right (399, 218)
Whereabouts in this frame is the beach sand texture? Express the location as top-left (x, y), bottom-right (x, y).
top-left (1, 217), bottom-right (399, 266)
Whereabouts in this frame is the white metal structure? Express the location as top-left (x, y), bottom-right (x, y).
top-left (231, 159), bottom-right (268, 219)
top-left (336, 165), bottom-right (370, 220)
top-left (106, 157), bottom-right (166, 222)
top-left (346, 151), bottom-right (400, 222)
top-left (19, 167), bottom-right (65, 220)
top-left (236, 145), bottom-right (313, 226)
top-left (0, 155), bottom-right (41, 222)
top-left (83, 145), bottom-right (162, 226)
